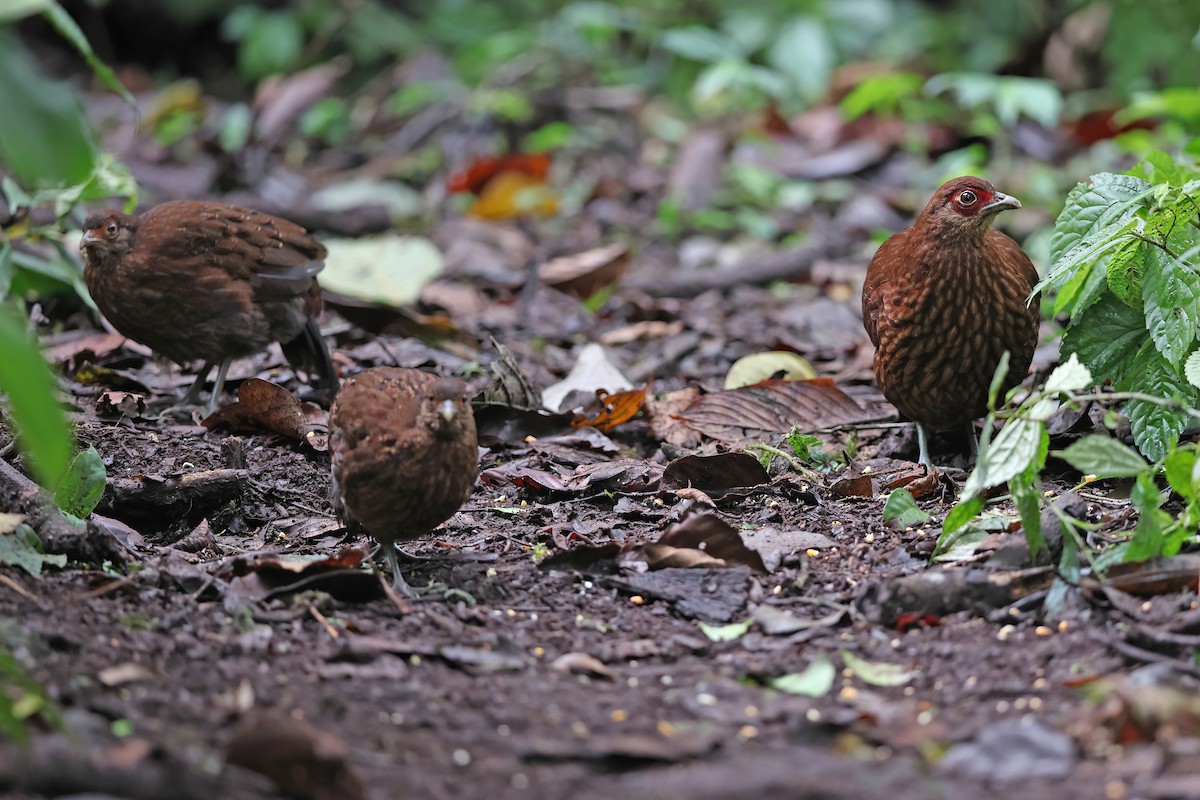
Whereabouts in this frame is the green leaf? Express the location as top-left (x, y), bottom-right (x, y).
top-left (769, 655), bottom-right (835, 697)
top-left (961, 418), bottom-right (1042, 498)
top-left (1127, 474), bottom-right (1169, 560)
top-left (1010, 479), bottom-right (1046, 563)
top-left (1184, 349), bottom-right (1200, 389)
top-left (1164, 447), bottom-right (1198, 501)
top-left (986, 350), bottom-right (1010, 411)
top-left (882, 489), bottom-right (930, 527)
top-left (1055, 435), bottom-right (1150, 478)
top-left (236, 11), bottom-right (303, 82)
top-left (766, 17), bottom-right (833, 101)
top-left (1104, 238), bottom-right (1146, 308)
top-left (1060, 293), bottom-right (1148, 387)
top-left (1044, 353), bottom-right (1094, 395)
top-left (1048, 173), bottom-right (1151, 268)
top-left (942, 495), bottom-right (984, 534)
top-left (697, 618), bottom-right (751, 642)
top-left (0, 309), bottom-right (73, 486)
top-left (41, 2), bottom-right (134, 105)
top-left (0, 0), bottom-right (50, 23)
top-left (0, 244), bottom-right (12, 301)
top-left (320, 235), bottom-right (443, 307)
top-left (52, 446), bottom-right (106, 520)
top-left (0, 524), bottom-right (66, 577)
top-left (1142, 246), bottom-right (1200, 368)
top-left (1122, 347), bottom-right (1196, 462)
top-left (660, 26), bottom-right (742, 62)
top-left (841, 650), bottom-right (916, 687)
top-left (0, 30), bottom-right (96, 188)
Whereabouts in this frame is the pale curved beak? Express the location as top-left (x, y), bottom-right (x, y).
top-left (437, 398), bottom-right (456, 423)
top-left (982, 192), bottom-right (1021, 213)
top-left (80, 230), bottom-right (100, 246)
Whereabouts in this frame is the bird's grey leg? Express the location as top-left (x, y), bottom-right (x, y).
top-left (966, 422), bottom-right (980, 463)
top-left (206, 358), bottom-right (232, 414)
top-left (916, 422), bottom-right (934, 470)
top-left (383, 545), bottom-right (415, 597)
top-left (184, 361), bottom-right (214, 406)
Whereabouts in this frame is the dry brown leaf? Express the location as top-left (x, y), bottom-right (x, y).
top-left (674, 378), bottom-right (881, 444)
top-left (646, 387), bottom-right (703, 448)
top-left (660, 453), bottom-right (770, 495)
top-left (539, 243), bottom-right (630, 299)
top-left (203, 378), bottom-right (328, 450)
top-left (622, 512), bottom-right (767, 574)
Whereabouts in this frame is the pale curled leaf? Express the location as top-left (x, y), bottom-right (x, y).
top-left (698, 619), bottom-right (751, 642)
top-left (841, 651), bottom-right (916, 687)
top-left (769, 655), bottom-right (835, 697)
top-left (724, 351), bottom-right (816, 390)
top-left (1044, 353), bottom-right (1094, 395)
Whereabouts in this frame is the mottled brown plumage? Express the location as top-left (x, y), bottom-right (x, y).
top-left (862, 177), bottom-right (1040, 466)
top-left (80, 200), bottom-right (337, 411)
top-left (329, 368), bottom-right (478, 592)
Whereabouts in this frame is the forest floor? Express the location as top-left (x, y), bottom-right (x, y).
top-left (3, 47), bottom-right (1198, 800)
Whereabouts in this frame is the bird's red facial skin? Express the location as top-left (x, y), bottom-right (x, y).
top-left (950, 188), bottom-right (993, 217)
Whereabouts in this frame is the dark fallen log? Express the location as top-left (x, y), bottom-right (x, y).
top-left (0, 457), bottom-right (131, 568)
top-left (99, 468), bottom-right (247, 529)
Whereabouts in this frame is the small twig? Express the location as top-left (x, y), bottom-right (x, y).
top-left (0, 573), bottom-right (35, 600)
top-left (306, 601), bottom-right (340, 639)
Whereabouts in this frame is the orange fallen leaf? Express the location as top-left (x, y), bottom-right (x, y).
top-left (447, 152), bottom-right (551, 194)
top-left (471, 170), bottom-right (559, 220)
top-left (573, 385), bottom-right (648, 432)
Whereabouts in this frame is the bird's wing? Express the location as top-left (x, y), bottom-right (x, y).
top-left (141, 201), bottom-right (326, 299)
top-left (861, 229), bottom-right (909, 348)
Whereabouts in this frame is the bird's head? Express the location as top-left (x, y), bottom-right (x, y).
top-left (917, 176), bottom-right (1021, 240)
top-left (425, 378), bottom-right (472, 440)
top-left (80, 210), bottom-right (138, 268)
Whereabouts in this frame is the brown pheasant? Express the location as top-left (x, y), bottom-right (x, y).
top-left (862, 176), bottom-right (1040, 467)
top-left (80, 201), bottom-right (337, 411)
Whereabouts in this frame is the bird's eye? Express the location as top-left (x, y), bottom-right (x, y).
top-left (106, 222), bottom-right (117, 234)
top-left (958, 190), bottom-right (977, 206)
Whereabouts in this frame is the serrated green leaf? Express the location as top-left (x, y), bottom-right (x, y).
top-left (961, 418), bottom-right (1042, 498)
top-left (1044, 353), bottom-right (1094, 394)
top-left (769, 655), bottom-right (835, 697)
top-left (882, 488), bottom-right (930, 527)
top-left (1184, 349), bottom-right (1200, 389)
top-left (1054, 435), bottom-right (1149, 478)
top-left (841, 650), bottom-right (915, 687)
top-left (1143, 247), bottom-right (1200, 368)
top-left (1060, 293), bottom-right (1147, 387)
top-left (698, 618), bottom-right (751, 642)
top-left (53, 446), bottom-right (106, 519)
top-left (1105, 238), bottom-right (1146, 307)
top-left (1121, 346), bottom-right (1197, 462)
top-left (1048, 173), bottom-right (1151, 268)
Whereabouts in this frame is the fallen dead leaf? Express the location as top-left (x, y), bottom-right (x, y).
top-left (203, 378), bottom-right (328, 451)
top-left (539, 243), bottom-right (630, 299)
top-left (660, 453), bottom-right (770, 496)
top-left (572, 385), bottom-right (648, 432)
top-left (621, 512), bottom-right (768, 574)
top-left (674, 378), bottom-right (881, 444)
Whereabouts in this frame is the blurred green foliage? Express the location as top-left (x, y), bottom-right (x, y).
top-left (155, 0), bottom-right (1200, 118)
